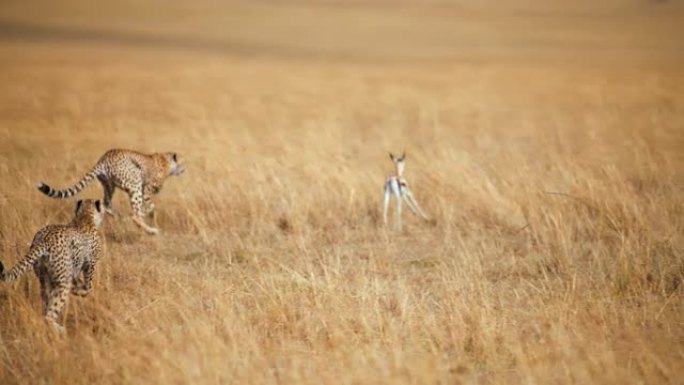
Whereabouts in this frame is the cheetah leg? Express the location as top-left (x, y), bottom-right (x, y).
top-left (98, 175), bottom-right (117, 216)
top-left (130, 187), bottom-right (160, 235)
top-left (37, 268), bottom-right (50, 315)
top-left (72, 274), bottom-right (84, 293)
top-left (147, 204), bottom-right (157, 228)
top-left (143, 185), bottom-right (157, 227)
top-left (45, 282), bottom-right (69, 334)
top-left (71, 262), bottom-right (93, 296)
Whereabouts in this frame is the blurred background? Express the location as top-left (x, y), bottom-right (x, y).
top-left (1, 0), bottom-right (682, 64)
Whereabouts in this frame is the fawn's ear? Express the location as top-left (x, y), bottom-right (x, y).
top-left (389, 152), bottom-right (395, 161)
top-left (399, 152), bottom-right (406, 161)
top-left (95, 200), bottom-right (102, 212)
top-left (76, 200), bottom-right (83, 213)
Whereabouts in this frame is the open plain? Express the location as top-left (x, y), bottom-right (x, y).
top-left (0, 1), bottom-right (683, 384)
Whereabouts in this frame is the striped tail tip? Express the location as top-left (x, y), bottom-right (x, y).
top-left (37, 182), bottom-right (51, 195)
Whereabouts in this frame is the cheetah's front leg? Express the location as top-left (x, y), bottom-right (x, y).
top-left (130, 186), bottom-right (160, 235)
top-left (143, 184), bottom-right (158, 228)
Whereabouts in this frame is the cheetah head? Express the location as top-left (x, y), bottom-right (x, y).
top-left (75, 199), bottom-right (104, 227)
top-left (165, 152), bottom-right (185, 177)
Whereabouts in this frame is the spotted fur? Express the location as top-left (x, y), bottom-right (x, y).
top-left (37, 149), bottom-right (185, 235)
top-left (0, 199), bottom-right (104, 333)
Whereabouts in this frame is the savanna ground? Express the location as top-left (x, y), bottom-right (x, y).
top-left (0, 1), bottom-right (683, 384)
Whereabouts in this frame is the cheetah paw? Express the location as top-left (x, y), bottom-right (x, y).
top-left (146, 227), bottom-right (160, 235)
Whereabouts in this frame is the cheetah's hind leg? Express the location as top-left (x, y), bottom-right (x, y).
top-left (45, 283), bottom-right (69, 334)
top-left (97, 175), bottom-right (118, 217)
top-left (71, 263), bottom-right (93, 297)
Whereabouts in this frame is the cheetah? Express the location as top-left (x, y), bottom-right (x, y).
top-left (0, 199), bottom-right (104, 333)
top-left (37, 149), bottom-right (185, 235)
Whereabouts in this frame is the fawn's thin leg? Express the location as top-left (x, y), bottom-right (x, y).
top-left (396, 191), bottom-right (403, 230)
top-left (383, 188), bottom-right (391, 226)
top-left (403, 189), bottom-right (429, 220)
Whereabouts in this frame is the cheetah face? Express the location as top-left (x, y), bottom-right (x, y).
top-left (167, 152), bottom-right (185, 176)
top-left (76, 199), bottom-right (104, 227)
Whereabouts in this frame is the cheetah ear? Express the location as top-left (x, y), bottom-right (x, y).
top-left (95, 200), bottom-right (102, 212)
top-left (172, 153), bottom-right (178, 162)
top-left (76, 200), bottom-right (83, 213)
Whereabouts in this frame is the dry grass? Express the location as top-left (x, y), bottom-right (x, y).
top-left (0, 1), bottom-right (683, 384)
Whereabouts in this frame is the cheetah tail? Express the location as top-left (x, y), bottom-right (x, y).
top-left (0, 246), bottom-right (44, 282)
top-left (37, 168), bottom-right (100, 199)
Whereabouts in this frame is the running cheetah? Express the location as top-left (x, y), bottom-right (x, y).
top-left (37, 149), bottom-right (185, 235)
top-left (0, 199), bottom-right (104, 333)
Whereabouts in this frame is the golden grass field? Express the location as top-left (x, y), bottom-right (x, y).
top-left (0, 1), bottom-right (683, 384)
